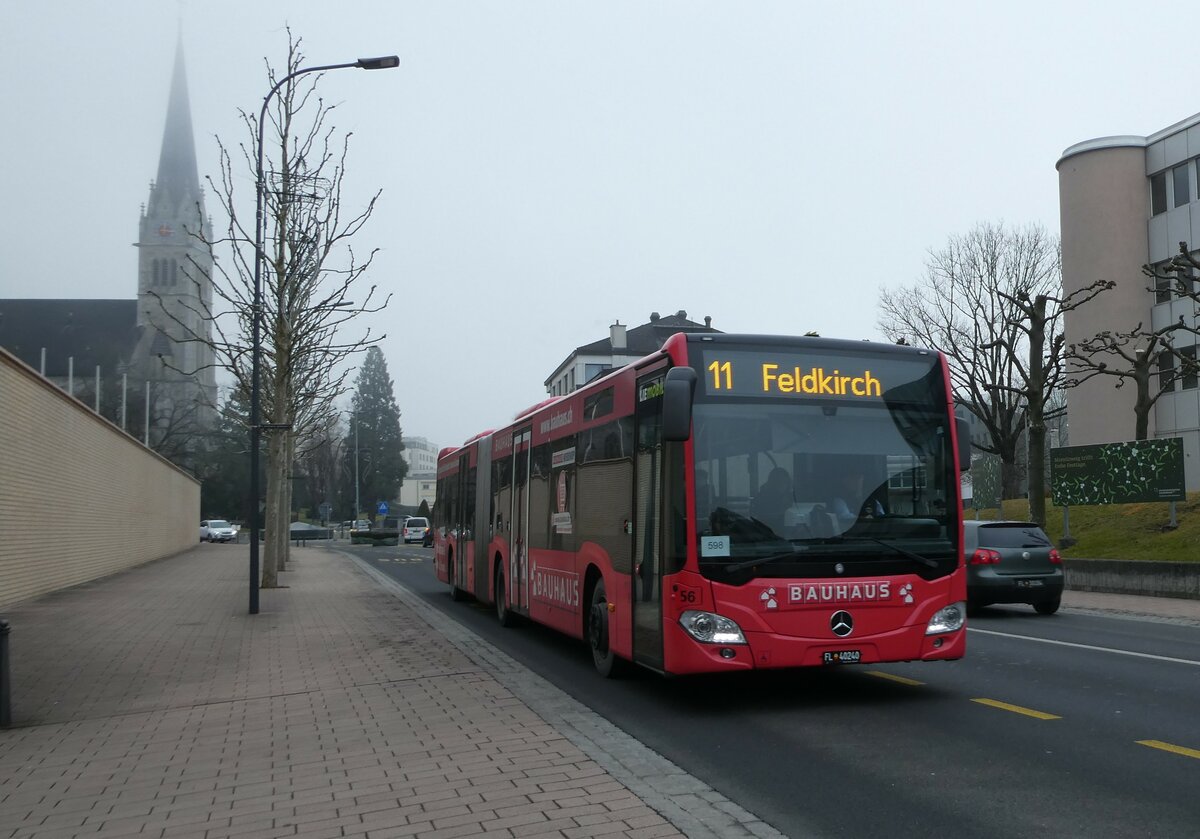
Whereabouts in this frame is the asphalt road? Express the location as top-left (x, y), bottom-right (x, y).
top-left (344, 542), bottom-right (1200, 839)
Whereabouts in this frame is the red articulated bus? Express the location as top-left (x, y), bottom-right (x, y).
top-left (433, 332), bottom-right (971, 677)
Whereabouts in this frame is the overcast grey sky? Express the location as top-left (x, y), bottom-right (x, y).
top-left (1, 2), bottom-right (1194, 449)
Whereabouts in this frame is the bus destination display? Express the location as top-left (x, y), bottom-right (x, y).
top-left (700, 349), bottom-right (935, 401)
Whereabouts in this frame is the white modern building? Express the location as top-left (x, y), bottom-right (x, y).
top-left (1058, 113), bottom-right (1200, 487)
top-left (399, 435), bottom-right (438, 511)
top-left (402, 436), bottom-right (439, 475)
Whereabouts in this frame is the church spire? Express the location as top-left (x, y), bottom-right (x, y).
top-left (133, 32), bottom-right (216, 433)
top-left (151, 34), bottom-right (200, 215)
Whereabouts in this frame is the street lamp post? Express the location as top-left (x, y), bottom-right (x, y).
top-left (354, 411), bottom-right (361, 522)
top-left (248, 54), bottom-right (398, 615)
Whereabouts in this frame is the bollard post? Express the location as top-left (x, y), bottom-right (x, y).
top-left (1, 619), bottom-right (10, 728)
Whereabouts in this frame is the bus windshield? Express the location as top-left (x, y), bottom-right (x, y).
top-left (689, 350), bottom-right (958, 580)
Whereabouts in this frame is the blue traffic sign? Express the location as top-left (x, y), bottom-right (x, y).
top-left (377, 501), bottom-right (389, 515)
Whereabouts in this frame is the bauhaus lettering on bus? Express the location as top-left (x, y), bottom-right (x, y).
top-left (433, 332), bottom-right (968, 679)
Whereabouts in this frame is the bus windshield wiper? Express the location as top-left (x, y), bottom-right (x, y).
top-left (851, 537), bottom-right (937, 568)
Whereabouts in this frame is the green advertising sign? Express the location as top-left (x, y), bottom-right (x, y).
top-left (967, 452), bottom-right (1002, 510)
top-left (1050, 439), bottom-right (1186, 506)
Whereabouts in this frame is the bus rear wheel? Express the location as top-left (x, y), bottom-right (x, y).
top-left (448, 552), bottom-right (466, 602)
top-left (495, 565), bottom-right (517, 627)
top-left (587, 579), bottom-right (625, 678)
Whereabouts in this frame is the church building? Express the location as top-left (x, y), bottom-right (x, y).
top-left (0, 38), bottom-right (217, 456)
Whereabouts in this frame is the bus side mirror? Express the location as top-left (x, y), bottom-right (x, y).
top-left (956, 417), bottom-right (971, 471)
top-left (663, 366), bottom-right (698, 441)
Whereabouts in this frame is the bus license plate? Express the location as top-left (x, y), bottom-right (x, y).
top-left (823, 650), bottom-right (860, 664)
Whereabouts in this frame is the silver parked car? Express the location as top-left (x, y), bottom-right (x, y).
top-left (200, 519), bottom-right (238, 543)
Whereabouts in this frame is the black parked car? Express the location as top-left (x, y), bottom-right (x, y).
top-left (964, 520), bottom-right (1064, 614)
top-left (422, 526), bottom-right (434, 548)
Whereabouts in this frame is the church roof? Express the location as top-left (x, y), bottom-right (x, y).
top-left (0, 299), bottom-right (138, 377)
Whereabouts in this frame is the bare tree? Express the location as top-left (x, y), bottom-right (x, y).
top-left (986, 281), bottom-right (1110, 526)
top-left (878, 222), bottom-right (1064, 500)
top-left (149, 31), bottom-right (390, 586)
top-left (1065, 322), bottom-right (1190, 441)
top-left (1065, 241), bottom-right (1200, 444)
top-left (294, 411), bottom-right (346, 522)
top-left (1153, 240), bottom-right (1200, 336)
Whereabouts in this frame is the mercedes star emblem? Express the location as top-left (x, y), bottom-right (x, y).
top-left (830, 610), bottom-right (854, 637)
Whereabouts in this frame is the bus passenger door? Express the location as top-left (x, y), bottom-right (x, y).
top-left (632, 371), bottom-right (666, 671)
top-left (510, 428), bottom-right (532, 613)
top-left (452, 452), bottom-right (470, 590)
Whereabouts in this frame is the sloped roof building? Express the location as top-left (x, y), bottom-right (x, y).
top-left (544, 310), bottom-right (720, 395)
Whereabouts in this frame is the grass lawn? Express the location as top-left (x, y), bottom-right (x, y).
top-left (966, 494), bottom-right (1200, 562)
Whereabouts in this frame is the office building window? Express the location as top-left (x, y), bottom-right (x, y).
top-left (1151, 172), bottom-right (1168, 215)
top-left (1159, 351), bottom-right (1176, 393)
top-left (1175, 164), bottom-right (1191, 208)
top-left (584, 363), bottom-right (612, 384)
top-left (1177, 266), bottom-right (1196, 296)
top-left (1154, 260), bottom-right (1172, 303)
top-left (1182, 346), bottom-right (1198, 390)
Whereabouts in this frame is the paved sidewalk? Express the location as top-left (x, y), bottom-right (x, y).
top-left (0, 545), bottom-right (779, 839)
top-left (1062, 588), bottom-right (1200, 624)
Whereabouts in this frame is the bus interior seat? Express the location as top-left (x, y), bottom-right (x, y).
top-left (808, 505), bottom-right (835, 538)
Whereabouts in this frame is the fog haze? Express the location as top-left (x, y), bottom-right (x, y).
top-left (1, 1), bottom-right (1192, 448)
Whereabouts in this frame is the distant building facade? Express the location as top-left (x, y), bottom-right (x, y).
top-left (544, 310), bottom-right (720, 395)
top-left (399, 435), bottom-right (438, 510)
top-left (1058, 113), bottom-right (1200, 486)
top-left (401, 436), bottom-right (439, 475)
top-left (0, 38), bottom-right (216, 457)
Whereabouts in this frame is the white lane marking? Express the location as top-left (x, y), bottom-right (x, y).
top-left (968, 627), bottom-right (1200, 667)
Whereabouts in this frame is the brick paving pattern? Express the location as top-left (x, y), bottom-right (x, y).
top-left (1, 545), bottom-right (777, 838)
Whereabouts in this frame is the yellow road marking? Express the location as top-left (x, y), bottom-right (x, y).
top-left (867, 671), bottom-right (924, 686)
top-left (971, 698), bottom-right (1061, 720)
top-left (1137, 740), bottom-right (1200, 759)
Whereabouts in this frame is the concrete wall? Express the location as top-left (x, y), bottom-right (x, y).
top-left (1064, 558), bottom-right (1200, 600)
top-left (0, 347), bottom-right (200, 610)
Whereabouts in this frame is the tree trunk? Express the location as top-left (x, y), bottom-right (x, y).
top-left (1134, 367), bottom-right (1151, 441)
top-left (1027, 422), bottom-right (1046, 526)
top-left (271, 437), bottom-right (288, 576)
top-left (1134, 405), bottom-right (1150, 441)
top-left (998, 436), bottom-right (1021, 500)
top-left (262, 432), bottom-right (285, 588)
top-left (282, 432), bottom-right (294, 570)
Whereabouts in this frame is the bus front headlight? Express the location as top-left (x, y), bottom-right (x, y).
top-left (680, 610), bottom-right (747, 644)
top-left (925, 602), bottom-right (966, 635)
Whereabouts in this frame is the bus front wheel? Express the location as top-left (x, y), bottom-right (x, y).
top-left (587, 579), bottom-right (624, 678)
top-left (495, 565), bottom-right (517, 627)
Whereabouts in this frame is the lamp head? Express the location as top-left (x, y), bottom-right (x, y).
top-left (357, 55), bottom-right (399, 70)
